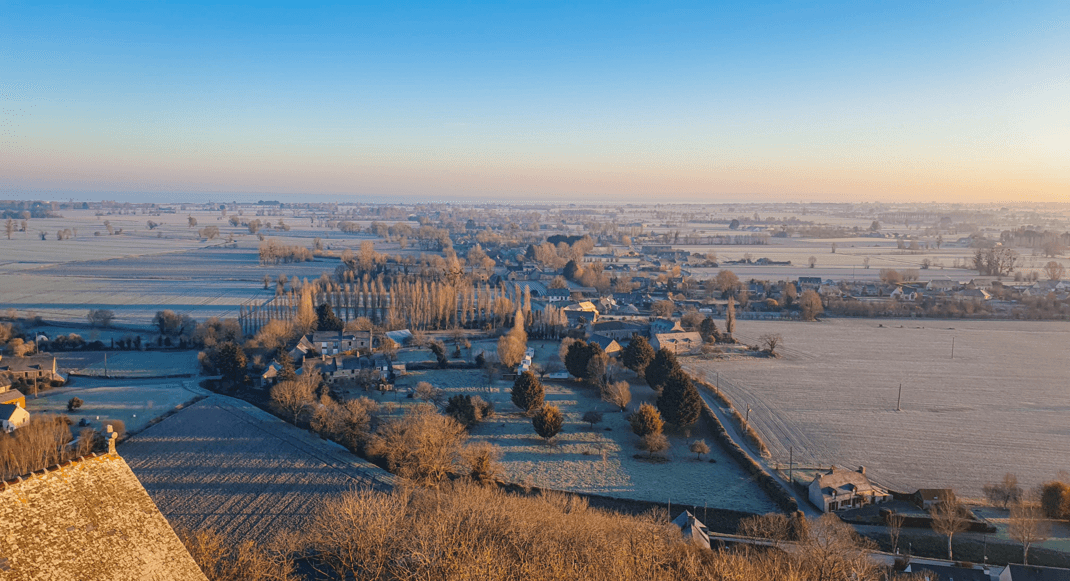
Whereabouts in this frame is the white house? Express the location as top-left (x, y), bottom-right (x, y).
top-left (1, 402), bottom-right (30, 432)
top-left (808, 466), bottom-right (891, 512)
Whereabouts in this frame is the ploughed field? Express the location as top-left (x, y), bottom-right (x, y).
top-left (121, 394), bottom-right (394, 543)
top-left (681, 318), bottom-right (1070, 497)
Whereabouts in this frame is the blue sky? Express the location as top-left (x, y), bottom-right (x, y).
top-left (2, 1), bottom-right (1068, 202)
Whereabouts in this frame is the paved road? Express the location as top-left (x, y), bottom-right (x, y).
top-left (695, 382), bottom-right (822, 518)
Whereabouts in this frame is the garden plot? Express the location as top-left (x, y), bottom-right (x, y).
top-left (25, 377), bottom-right (201, 433)
top-left (682, 319), bottom-right (1070, 497)
top-left (380, 342), bottom-right (777, 514)
top-left (121, 395), bottom-right (394, 544)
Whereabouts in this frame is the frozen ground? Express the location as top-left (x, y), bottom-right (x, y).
top-left (379, 341), bottom-right (778, 514)
top-left (122, 394), bottom-right (394, 543)
top-left (25, 377), bottom-right (202, 433)
top-left (63, 350), bottom-right (201, 377)
top-left (681, 318), bottom-right (1070, 496)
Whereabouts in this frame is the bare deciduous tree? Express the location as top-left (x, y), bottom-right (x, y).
top-left (759, 333), bottom-right (782, 355)
top-left (689, 439), bottom-right (710, 460)
top-left (270, 375), bottom-right (316, 422)
top-left (367, 404), bottom-right (467, 485)
top-left (601, 380), bottom-right (632, 411)
top-left (1009, 505), bottom-right (1051, 565)
top-left (1044, 261), bottom-right (1066, 281)
top-left (887, 511), bottom-right (905, 555)
top-left (929, 500), bottom-right (969, 560)
top-left (983, 473), bottom-right (1023, 509)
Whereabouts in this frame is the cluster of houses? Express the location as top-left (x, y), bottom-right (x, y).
top-left (0, 354), bottom-right (60, 433)
top-left (259, 330), bottom-right (399, 388)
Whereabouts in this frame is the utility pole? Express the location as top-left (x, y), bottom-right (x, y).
top-left (951, 337), bottom-right (955, 359)
top-left (896, 383), bottom-right (902, 411)
top-left (746, 404), bottom-right (751, 424)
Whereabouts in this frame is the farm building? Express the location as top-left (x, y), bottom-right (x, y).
top-left (1, 403), bottom-right (29, 432)
top-left (650, 318), bottom-right (684, 335)
top-left (904, 563), bottom-right (994, 581)
top-left (0, 387), bottom-right (26, 409)
top-left (563, 301), bottom-right (600, 324)
top-left (671, 511), bottom-right (711, 550)
top-left (590, 320), bottom-right (648, 341)
top-left (914, 489), bottom-right (956, 510)
top-left (808, 466), bottom-right (892, 512)
top-left (0, 448), bottom-right (208, 580)
top-left (300, 330), bottom-right (375, 356)
top-left (651, 332), bottom-right (703, 355)
top-left (1000, 564), bottom-right (1070, 580)
top-left (306, 354), bottom-right (391, 384)
top-left (587, 334), bottom-right (622, 356)
top-left (0, 355), bottom-right (59, 382)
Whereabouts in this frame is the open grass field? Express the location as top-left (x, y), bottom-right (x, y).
top-left (681, 318), bottom-right (1070, 496)
top-left (63, 350), bottom-right (201, 377)
top-left (121, 394), bottom-right (395, 543)
top-left (25, 377), bottom-right (202, 433)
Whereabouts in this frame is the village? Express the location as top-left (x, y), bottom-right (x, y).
top-left (2, 199), bottom-right (1069, 581)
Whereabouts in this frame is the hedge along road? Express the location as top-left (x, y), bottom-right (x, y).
top-left (692, 376), bottom-right (822, 518)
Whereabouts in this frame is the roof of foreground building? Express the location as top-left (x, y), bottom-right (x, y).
top-left (0, 452), bottom-right (207, 581)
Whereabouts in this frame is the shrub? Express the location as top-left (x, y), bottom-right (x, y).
top-left (463, 441), bottom-right (502, 485)
top-left (581, 411), bottom-right (603, 429)
top-left (638, 433), bottom-right (669, 458)
top-left (532, 405), bottom-right (564, 443)
top-left (367, 405), bottom-right (468, 485)
top-left (689, 439), bottom-right (710, 460)
top-left (67, 397), bottom-right (83, 412)
top-left (1040, 481), bottom-right (1070, 519)
top-left (629, 403), bottom-right (663, 438)
top-left (445, 394), bottom-right (486, 428)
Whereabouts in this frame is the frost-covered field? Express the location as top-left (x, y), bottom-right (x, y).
top-left (65, 350), bottom-right (201, 377)
top-left (25, 377), bottom-right (201, 433)
top-left (385, 341), bottom-right (778, 514)
top-left (681, 319), bottom-right (1070, 496)
top-left (122, 394), bottom-right (394, 543)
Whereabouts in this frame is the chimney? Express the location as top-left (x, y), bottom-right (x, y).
top-left (858, 466), bottom-right (866, 475)
top-left (105, 424), bottom-right (117, 455)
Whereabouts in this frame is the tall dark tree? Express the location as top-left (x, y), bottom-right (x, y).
top-left (276, 350), bottom-right (297, 383)
top-left (532, 405), bottom-right (564, 443)
top-left (511, 371), bottom-right (544, 413)
top-left (657, 368), bottom-right (702, 430)
top-left (563, 259), bottom-right (581, 281)
top-left (429, 340), bottom-right (449, 368)
top-left (214, 342), bottom-right (248, 385)
top-left (698, 317), bottom-right (720, 342)
top-left (645, 348), bottom-right (681, 392)
top-left (564, 340), bottom-right (592, 379)
top-left (316, 303), bottom-right (344, 331)
top-left (621, 336), bottom-right (655, 378)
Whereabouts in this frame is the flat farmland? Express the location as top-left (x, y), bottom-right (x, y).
top-left (121, 394), bottom-right (395, 543)
top-left (681, 319), bottom-right (1070, 497)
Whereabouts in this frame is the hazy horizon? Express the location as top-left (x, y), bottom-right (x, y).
top-left (3, 1), bottom-right (1068, 203)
